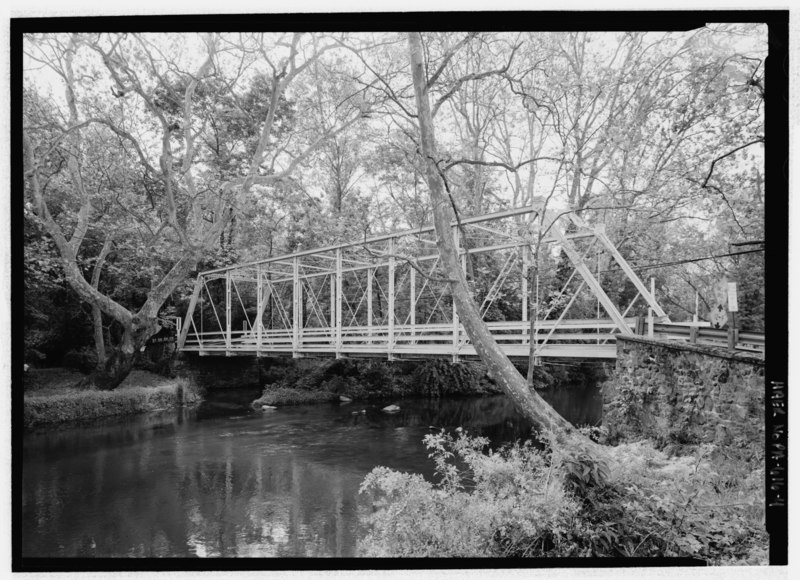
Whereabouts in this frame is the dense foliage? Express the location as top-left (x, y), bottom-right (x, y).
top-left (358, 430), bottom-right (766, 563)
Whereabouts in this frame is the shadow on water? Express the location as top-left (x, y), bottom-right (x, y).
top-left (22, 382), bottom-right (602, 558)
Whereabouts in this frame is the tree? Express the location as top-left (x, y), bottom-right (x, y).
top-left (24, 32), bottom-right (375, 388)
top-left (407, 32), bottom-right (576, 439)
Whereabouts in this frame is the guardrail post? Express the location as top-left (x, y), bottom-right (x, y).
top-left (728, 311), bottom-right (738, 352)
top-left (388, 237), bottom-right (395, 360)
top-left (225, 270), bottom-right (232, 355)
top-left (336, 248), bottom-right (343, 359)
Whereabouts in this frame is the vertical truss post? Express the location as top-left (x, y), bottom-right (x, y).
top-left (177, 276), bottom-right (202, 350)
top-left (225, 270), bottom-right (232, 355)
top-left (388, 237), bottom-right (395, 360)
top-left (329, 272), bottom-right (335, 344)
top-left (256, 264), bottom-right (263, 357)
top-left (410, 266), bottom-right (416, 343)
top-left (292, 257), bottom-right (300, 356)
top-left (336, 248), bottom-right (343, 359)
top-left (367, 267), bottom-right (373, 344)
top-left (648, 277), bottom-right (655, 338)
top-left (452, 226), bottom-right (460, 363)
top-left (521, 244), bottom-right (529, 324)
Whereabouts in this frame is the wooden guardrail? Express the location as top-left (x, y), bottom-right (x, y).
top-left (649, 320), bottom-right (764, 355)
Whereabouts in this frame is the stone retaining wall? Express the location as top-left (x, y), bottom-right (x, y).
top-left (603, 336), bottom-right (764, 460)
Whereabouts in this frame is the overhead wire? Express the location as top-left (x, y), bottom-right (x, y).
top-left (597, 248), bottom-right (764, 275)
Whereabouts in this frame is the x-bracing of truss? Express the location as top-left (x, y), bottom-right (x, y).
top-left (177, 204), bottom-right (668, 360)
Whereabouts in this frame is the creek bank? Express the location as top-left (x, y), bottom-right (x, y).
top-left (250, 358), bottom-right (608, 408)
top-left (252, 358), bottom-right (499, 408)
top-left (23, 368), bottom-right (202, 429)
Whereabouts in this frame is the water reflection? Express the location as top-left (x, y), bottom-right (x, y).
top-left (22, 384), bottom-right (602, 557)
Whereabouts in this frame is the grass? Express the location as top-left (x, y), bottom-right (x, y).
top-left (23, 368), bottom-right (202, 428)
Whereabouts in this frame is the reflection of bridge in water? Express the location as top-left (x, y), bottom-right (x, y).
top-left (177, 205), bottom-right (764, 361)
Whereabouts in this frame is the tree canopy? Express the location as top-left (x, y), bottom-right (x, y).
top-left (23, 27), bottom-right (767, 385)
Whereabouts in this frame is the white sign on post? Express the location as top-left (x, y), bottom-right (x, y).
top-left (727, 282), bottom-right (739, 312)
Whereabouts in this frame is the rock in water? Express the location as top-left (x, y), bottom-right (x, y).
top-left (339, 395), bottom-right (353, 403)
top-left (382, 404), bottom-right (400, 413)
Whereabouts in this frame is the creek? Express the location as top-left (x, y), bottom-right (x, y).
top-left (22, 383), bottom-right (602, 557)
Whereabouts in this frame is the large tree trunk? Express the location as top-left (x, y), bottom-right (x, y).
top-left (91, 237), bottom-right (114, 370)
top-left (407, 33), bottom-right (576, 439)
top-left (92, 305), bottom-right (106, 371)
top-left (82, 318), bottom-right (161, 390)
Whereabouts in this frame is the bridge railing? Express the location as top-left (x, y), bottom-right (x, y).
top-left (649, 322), bottom-right (764, 355)
top-left (181, 317), bottom-right (638, 360)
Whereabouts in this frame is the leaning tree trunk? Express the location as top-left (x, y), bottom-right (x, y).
top-left (407, 33), bottom-right (576, 439)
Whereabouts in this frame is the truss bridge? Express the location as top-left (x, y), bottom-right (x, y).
top-left (177, 205), bottom-right (760, 362)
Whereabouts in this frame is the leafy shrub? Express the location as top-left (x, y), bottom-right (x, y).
top-left (358, 431), bottom-right (767, 563)
top-left (412, 360), bottom-right (498, 397)
top-left (251, 387), bottom-right (337, 407)
top-left (359, 429), bottom-right (579, 557)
